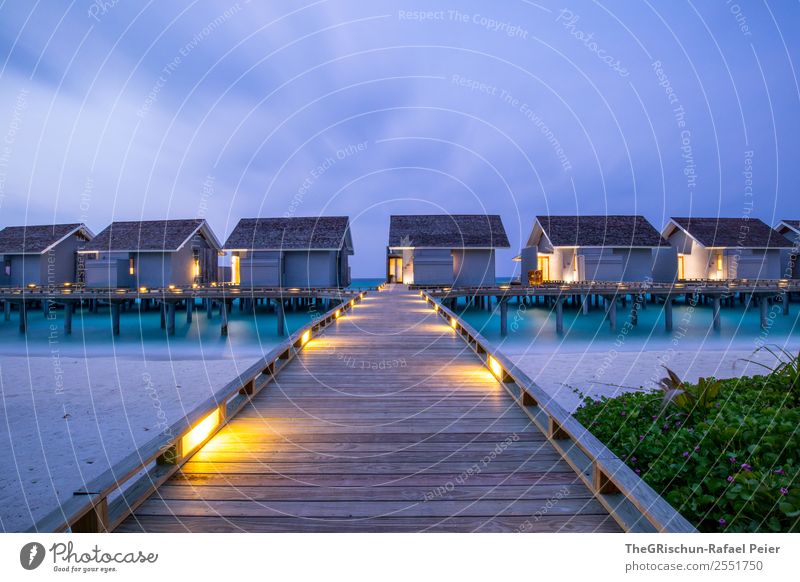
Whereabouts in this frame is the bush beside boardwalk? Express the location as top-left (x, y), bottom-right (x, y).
top-left (573, 352), bottom-right (800, 532)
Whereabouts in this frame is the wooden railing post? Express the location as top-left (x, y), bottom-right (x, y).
top-left (71, 497), bottom-right (109, 533)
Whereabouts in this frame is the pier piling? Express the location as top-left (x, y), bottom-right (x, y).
top-left (606, 296), bottom-right (617, 332)
top-left (664, 298), bottom-right (673, 332)
top-left (277, 300), bottom-right (286, 337)
top-left (712, 296), bottom-right (721, 331)
top-left (167, 302), bottom-right (176, 335)
top-left (555, 297), bottom-right (564, 334)
top-left (220, 301), bottom-right (228, 337)
top-left (111, 302), bottom-right (121, 335)
top-left (64, 302), bottom-right (73, 335)
top-left (19, 301), bottom-right (27, 333)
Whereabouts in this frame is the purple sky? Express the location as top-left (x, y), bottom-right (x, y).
top-left (0, 1), bottom-right (798, 276)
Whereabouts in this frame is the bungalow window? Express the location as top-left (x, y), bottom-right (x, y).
top-left (716, 254), bottom-right (723, 273)
top-left (193, 249), bottom-right (201, 279)
top-left (231, 254), bottom-right (241, 285)
top-left (4, 259), bottom-right (10, 277)
top-left (128, 255), bottom-right (136, 276)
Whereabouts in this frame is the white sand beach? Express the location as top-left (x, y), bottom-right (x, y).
top-left (0, 354), bottom-right (256, 532)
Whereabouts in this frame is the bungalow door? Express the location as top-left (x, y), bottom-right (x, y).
top-left (536, 256), bottom-right (550, 282)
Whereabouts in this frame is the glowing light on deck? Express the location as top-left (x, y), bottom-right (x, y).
top-left (450, 317), bottom-right (457, 329)
top-left (181, 408), bottom-right (221, 456)
top-left (301, 329), bottom-right (311, 346)
top-left (488, 356), bottom-right (503, 380)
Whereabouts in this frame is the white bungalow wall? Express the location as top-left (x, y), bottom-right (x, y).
top-left (283, 250), bottom-right (342, 287)
top-left (452, 249), bottom-right (496, 287)
top-left (779, 228), bottom-right (799, 279)
top-left (411, 248), bottom-right (454, 286)
top-left (725, 248), bottom-right (783, 280)
top-left (239, 251), bottom-right (282, 287)
top-left (519, 246), bottom-right (538, 286)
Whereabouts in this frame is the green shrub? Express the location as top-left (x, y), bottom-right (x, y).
top-left (573, 358), bottom-right (800, 532)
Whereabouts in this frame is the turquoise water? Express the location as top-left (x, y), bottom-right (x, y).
top-left (0, 300), bottom-right (319, 359)
top-left (348, 278), bottom-right (385, 289)
top-left (1, 280), bottom-right (383, 358)
top-left (456, 295), bottom-right (800, 354)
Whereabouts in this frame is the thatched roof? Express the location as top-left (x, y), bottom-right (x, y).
top-left (0, 224), bottom-right (92, 255)
top-left (223, 217), bottom-right (351, 251)
top-left (388, 215), bottom-right (509, 248)
top-left (82, 219), bottom-right (220, 252)
top-left (536, 215), bottom-right (664, 247)
top-left (670, 217), bottom-right (793, 249)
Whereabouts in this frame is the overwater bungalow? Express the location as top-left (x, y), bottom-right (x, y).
top-left (0, 223), bottom-right (95, 287)
top-left (520, 215), bottom-right (668, 285)
top-left (223, 216), bottom-right (353, 288)
top-left (663, 217), bottom-right (793, 280)
top-left (386, 214), bottom-right (509, 287)
top-left (776, 220), bottom-right (800, 279)
top-left (80, 219), bottom-right (222, 288)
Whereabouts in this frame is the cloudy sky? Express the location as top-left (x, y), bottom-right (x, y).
top-left (0, 1), bottom-right (798, 276)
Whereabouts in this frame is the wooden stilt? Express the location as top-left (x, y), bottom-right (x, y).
top-left (760, 295), bottom-right (769, 329)
top-left (277, 300), bottom-right (286, 337)
top-left (186, 298), bottom-right (193, 324)
top-left (4, 300), bottom-right (10, 321)
top-left (713, 296), bottom-right (721, 331)
top-left (555, 297), bottom-right (564, 334)
top-left (220, 301), bottom-right (229, 337)
top-left (664, 298), bottom-right (673, 332)
top-left (111, 302), bottom-right (121, 335)
top-left (167, 302), bottom-right (176, 335)
top-left (607, 296), bottom-right (617, 332)
top-left (19, 301), bottom-right (27, 333)
top-left (64, 302), bottom-right (73, 335)
top-left (500, 298), bottom-right (508, 337)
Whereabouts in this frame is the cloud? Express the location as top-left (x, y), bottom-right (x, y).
top-left (0, 0), bottom-right (798, 276)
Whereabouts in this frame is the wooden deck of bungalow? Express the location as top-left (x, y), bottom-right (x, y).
top-left (116, 286), bottom-right (621, 533)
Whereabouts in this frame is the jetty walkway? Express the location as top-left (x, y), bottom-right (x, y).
top-left (118, 287), bottom-right (619, 532)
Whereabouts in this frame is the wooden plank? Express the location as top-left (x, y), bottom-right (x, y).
top-left (116, 514), bottom-right (621, 533)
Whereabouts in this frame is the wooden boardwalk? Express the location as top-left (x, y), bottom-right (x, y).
top-left (118, 287), bottom-right (620, 532)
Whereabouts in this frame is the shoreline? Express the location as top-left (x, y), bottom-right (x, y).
top-left (0, 353), bottom-right (260, 532)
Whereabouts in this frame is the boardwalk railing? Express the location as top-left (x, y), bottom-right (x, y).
top-left (29, 291), bottom-right (368, 533)
top-left (0, 284), bottom-right (371, 300)
top-left (421, 290), bottom-right (697, 533)
top-left (424, 279), bottom-right (799, 297)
